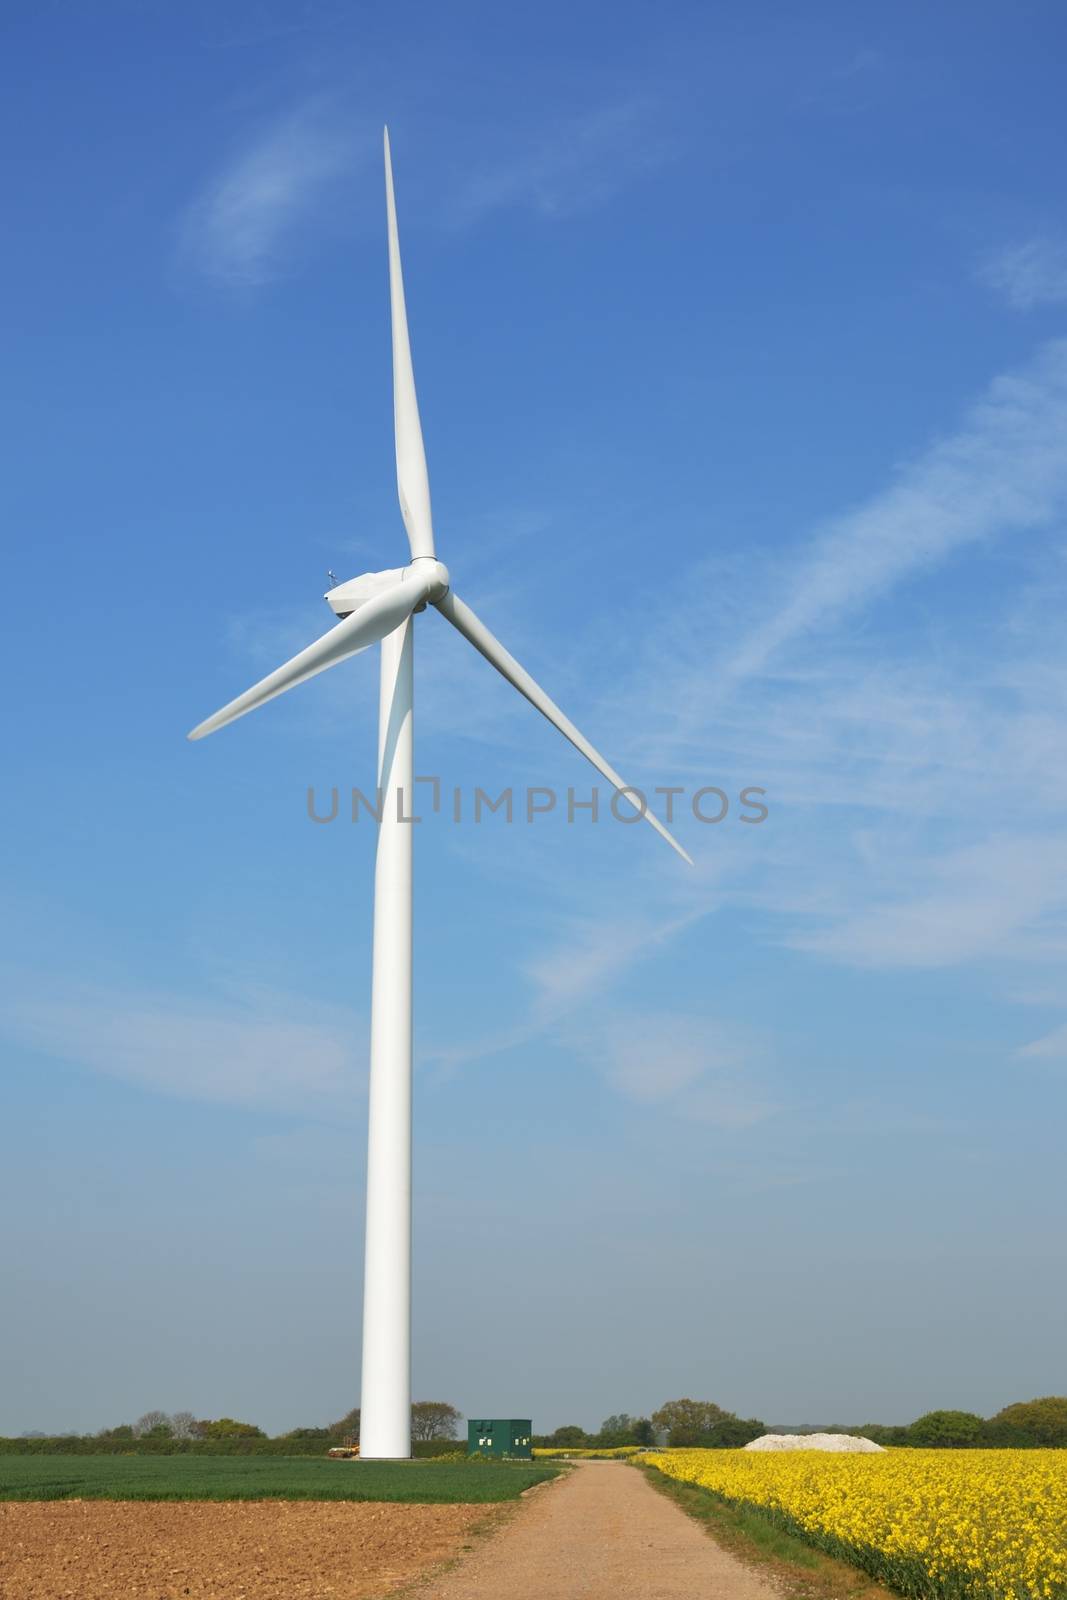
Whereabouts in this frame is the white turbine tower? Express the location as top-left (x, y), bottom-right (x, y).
top-left (189, 128), bottom-right (692, 1459)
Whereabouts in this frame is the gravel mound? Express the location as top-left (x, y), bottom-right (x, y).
top-left (744, 1432), bottom-right (885, 1453)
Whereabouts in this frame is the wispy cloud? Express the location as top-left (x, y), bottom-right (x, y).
top-left (724, 340), bottom-right (1067, 685)
top-left (795, 47), bottom-right (884, 114)
top-left (979, 238), bottom-right (1067, 311)
top-left (572, 1011), bottom-right (778, 1126)
top-left (423, 904), bottom-right (710, 1074)
top-left (423, 910), bottom-right (780, 1125)
top-left (521, 907), bottom-right (707, 1020)
top-left (1016, 1023), bottom-right (1067, 1070)
top-left (512, 339), bottom-right (1067, 998)
top-left (2, 973), bottom-right (363, 1116)
top-left (416, 329), bottom-right (1067, 1054)
top-left (791, 836), bottom-right (1067, 969)
top-left (180, 100), bottom-right (363, 287)
top-left (454, 99), bottom-right (673, 223)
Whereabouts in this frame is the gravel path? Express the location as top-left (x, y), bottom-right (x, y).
top-left (420, 1461), bottom-right (781, 1600)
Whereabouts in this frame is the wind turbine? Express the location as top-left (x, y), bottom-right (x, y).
top-left (189, 128), bottom-right (692, 1459)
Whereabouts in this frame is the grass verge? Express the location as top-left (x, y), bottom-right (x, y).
top-left (637, 1462), bottom-right (897, 1600)
top-left (0, 1454), bottom-right (559, 1503)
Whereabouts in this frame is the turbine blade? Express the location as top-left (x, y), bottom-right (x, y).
top-left (384, 127), bottom-right (434, 560)
top-left (435, 591), bottom-right (693, 864)
top-left (189, 571), bottom-right (430, 741)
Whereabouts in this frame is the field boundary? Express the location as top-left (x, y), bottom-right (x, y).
top-left (389, 1501), bottom-right (518, 1599)
top-left (394, 1469), bottom-right (572, 1600)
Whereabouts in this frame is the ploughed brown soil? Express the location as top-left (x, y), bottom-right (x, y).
top-left (0, 1499), bottom-right (497, 1599)
top-left (420, 1461), bottom-right (782, 1599)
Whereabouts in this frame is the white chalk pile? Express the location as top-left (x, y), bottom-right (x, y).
top-left (744, 1432), bottom-right (885, 1453)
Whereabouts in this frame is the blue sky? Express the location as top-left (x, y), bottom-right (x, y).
top-left (3, 0), bottom-right (1067, 1436)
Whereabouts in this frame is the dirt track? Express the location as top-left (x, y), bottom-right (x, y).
top-left (421, 1460), bottom-right (781, 1599)
top-left (0, 1499), bottom-right (495, 1599)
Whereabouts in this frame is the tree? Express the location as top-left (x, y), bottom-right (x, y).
top-left (281, 1427), bottom-right (331, 1444)
top-left (709, 1414), bottom-right (764, 1448)
top-left (908, 1410), bottom-right (984, 1448)
top-left (328, 1408), bottom-right (361, 1442)
top-left (650, 1399), bottom-right (764, 1448)
top-left (989, 1397), bottom-right (1067, 1447)
top-left (170, 1412), bottom-right (201, 1440)
top-left (198, 1418), bottom-right (265, 1439)
top-left (596, 1414), bottom-right (657, 1447)
top-left (651, 1399), bottom-right (729, 1446)
top-left (549, 1425), bottom-right (587, 1447)
top-left (411, 1402), bottom-right (461, 1442)
top-left (597, 1414), bottom-right (638, 1445)
top-left (133, 1411), bottom-right (172, 1438)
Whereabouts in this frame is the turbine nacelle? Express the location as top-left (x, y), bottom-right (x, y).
top-left (324, 561), bottom-right (450, 620)
top-left (324, 566), bottom-right (406, 620)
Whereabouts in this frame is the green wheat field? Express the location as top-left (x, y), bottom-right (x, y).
top-left (0, 1454), bottom-right (558, 1502)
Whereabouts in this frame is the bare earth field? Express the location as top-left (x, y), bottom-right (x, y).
top-left (0, 1499), bottom-right (499, 1600)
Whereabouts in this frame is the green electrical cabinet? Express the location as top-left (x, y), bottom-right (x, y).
top-left (467, 1418), bottom-right (533, 1459)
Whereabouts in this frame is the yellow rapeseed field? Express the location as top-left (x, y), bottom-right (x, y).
top-left (532, 1445), bottom-right (642, 1458)
top-left (644, 1448), bottom-right (1067, 1599)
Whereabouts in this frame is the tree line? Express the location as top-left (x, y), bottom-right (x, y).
top-left (539, 1395), bottom-right (1067, 1450)
top-left (857, 1397), bottom-right (1067, 1448)
top-left (7, 1395), bottom-right (1066, 1454)
top-left (5, 1402), bottom-right (462, 1456)
top-left (535, 1399), bottom-right (764, 1449)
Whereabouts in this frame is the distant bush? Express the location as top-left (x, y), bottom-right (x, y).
top-left (986, 1397), bottom-right (1067, 1448)
top-left (198, 1418), bottom-right (266, 1440)
top-left (855, 1423), bottom-right (911, 1447)
top-left (278, 1433), bottom-right (331, 1459)
top-left (592, 1415), bottom-right (656, 1448)
top-left (854, 1398), bottom-right (1067, 1449)
top-left (413, 1438), bottom-right (466, 1458)
top-left (651, 1399), bottom-right (765, 1449)
top-left (546, 1425), bottom-right (587, 1447)
top-left (133, 1412), bottom-right (173, 1439)
top-left (705, 1416), bottom-right (766, 1448)
top-left (907, 1410), bottom-right (985, 1448)
top-left (0, 1435), bottom-right (327, 1457)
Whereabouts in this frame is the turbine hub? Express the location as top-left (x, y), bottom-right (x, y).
top-left (410, 557), bottom-right (450, 602)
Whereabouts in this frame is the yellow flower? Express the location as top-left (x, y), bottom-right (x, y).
top-left (643, 1447), bottom-right (1067, 1599)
